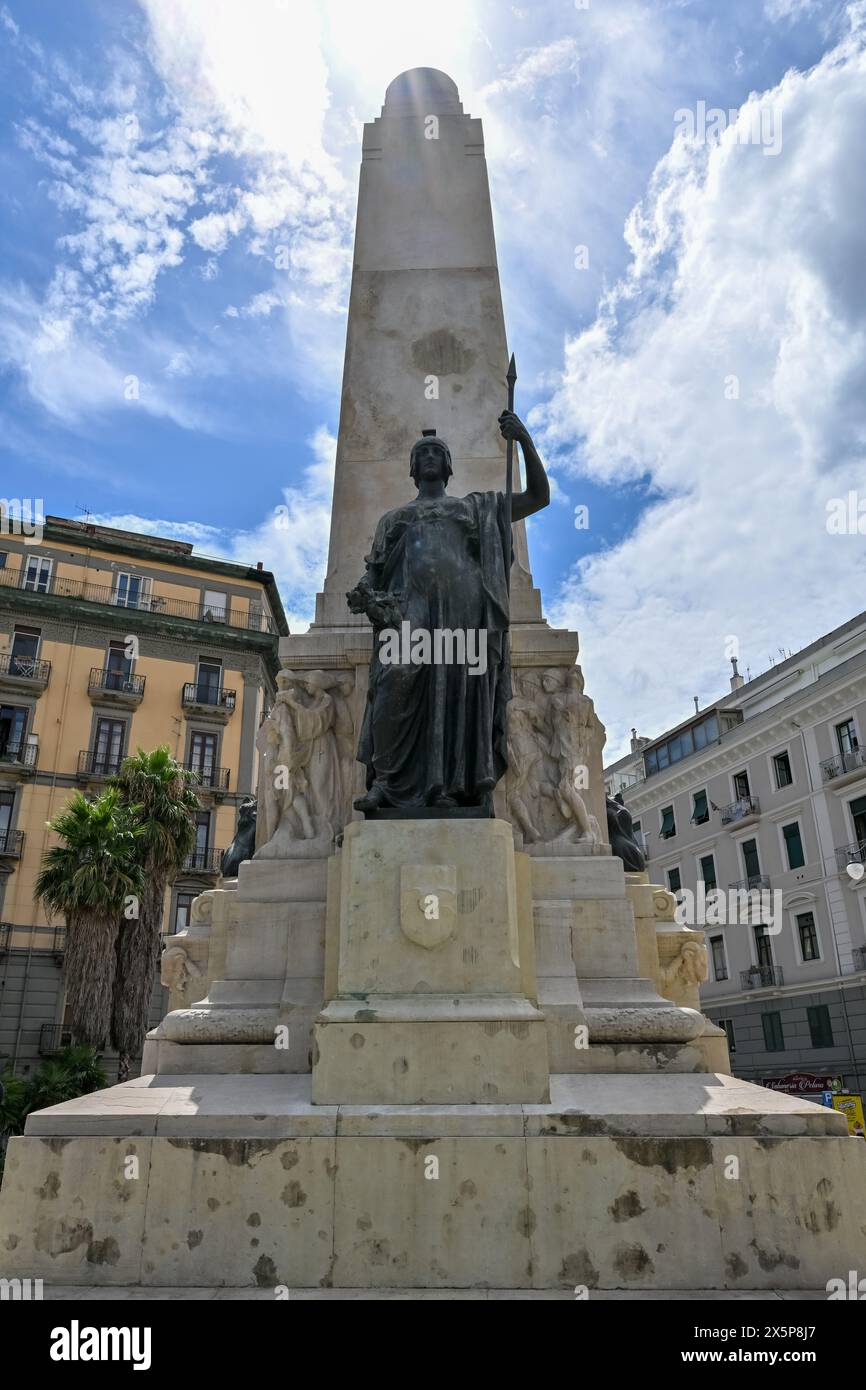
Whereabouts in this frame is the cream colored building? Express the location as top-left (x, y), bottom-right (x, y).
top-left (0, 515), bottom-right (287, 1076)
top-left (606, 610), bottom-right (866, 1100)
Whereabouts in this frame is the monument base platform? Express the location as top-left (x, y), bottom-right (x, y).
top-left (2, 1072), bottom-right (863, 1292)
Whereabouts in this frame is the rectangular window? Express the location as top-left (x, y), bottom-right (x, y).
top-left (10, 625), bottom-right (41, 675)
top-left (719, 1017), bottom-right (736, 1053)
top-left (699, 854), bottom-right (717, 891)
top-left (0, 705), bottom-right (28, 760)
top-left (660, 806), bottom-right (676, 839)
top-left (782, 821), bottom-right (805, 870)
top-left (203, 590), bottom-right (227, 623)
top-left (93, 718), bottom-right (125, 775)
top-left (196, 658), bottom-right (222, 704)
top-left (762, 1011), bottom-right (785, 1052)
top-left (114, 572), bottom-right (152, 611)
top-left (189, 732), bottom-right (218, 785)
top-left (0, 789), bottom-right (14, 848)
top-left (850, 795), bottom-right (866, 849)
top-left (742, 838), bottom-right (761, 882)
top-left (797, 911), bottom-right (819, 962)
top-left (105, 641), bottom-right (133, 691)
top-left (0, 551), bottom-right (7, 568)
top-left (836, 719), bottom-right (857, 757)
top-left (667, 867), bottom-right (682, 895)
top-left (754, 924), bottom-right (773, 971)
top-left (21, 555), bottom-right (52, 593)
top-left (807, 1004), bottom-right (834, 1048)
top-left (710, 935), bottom-right (727, 981)
top-left (190, 811), bottom-right (211, 869)
top-left (174, 892), bottom-right (195, 932)
top-left (733, 770), bottom-right (750, 800)
top-left (692, 789), bottom-right (709, 825)
top-left (773, 751), bottom-right (793, 789)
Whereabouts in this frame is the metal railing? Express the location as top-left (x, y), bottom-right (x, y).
top-left (0, 563), bottom-right (274, 632)
top-left (88, 667), bottom-right (146, 697)
top-left (720, 796), bottom-right (760, 825)
top-left (0, 740), bottom-right (38, 770)
top-left (0, 653), bottom-right (51, 682)
top-left (0, 829), bottom-right (25, 856)
top-left (835, 840), bottom-right (866, 872)
top-left (821, 747), bottom-right (866, 781)
top-left (729, 873), bottom-right (771, 892)
top-left (183, 763), bottom-right (230, 791)
top-left (183, 847), bottom-right (224, 873)
top-left (740, 964), bottom-right (784, 990)
top-left (181, 683), bottom-right (237, 712)
top-left (39, 1023), bottom-right (73, 1056)
top-left (77, 749), bottom-right (123, 778)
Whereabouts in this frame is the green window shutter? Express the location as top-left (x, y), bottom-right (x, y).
top-left (660, 807), bottom-right (675, 837)
top-left (692, 790), bottom-right (708, 823)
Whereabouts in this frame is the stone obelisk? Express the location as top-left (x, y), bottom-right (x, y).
top-left (315, 66), bottom-right (539, 630)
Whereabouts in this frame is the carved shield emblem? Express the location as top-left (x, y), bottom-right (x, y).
top-left (399, 864), bottom-right (457, 949)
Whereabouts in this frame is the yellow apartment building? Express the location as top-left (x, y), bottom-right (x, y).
top-left (0, 514), bottom-right (287, 1076)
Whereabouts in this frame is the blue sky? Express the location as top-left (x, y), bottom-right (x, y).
top-left (2, 0), bottom-right (865, 757)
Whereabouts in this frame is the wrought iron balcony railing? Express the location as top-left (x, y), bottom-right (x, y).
top-left (0, 829), bottom-right (25, 856)
top-left (821, 747), bottom-right (866, 781)
top-left (39, 1023), bottom-right (73, 1056)
top-left (182, 847), bottom-right (224, 873)
top-left (0, 653), bottom-right (51, 683)
top-left (835, 840), bottom-right (866, 872)
top-left (740, 964), bottom-right (784, 990)
top-left (729, 873), bottom-right (771, 892)
top-left (77, 749), bottom-right (123, 778)
top-left (88, 667), bottom-right (146, 698)
top-left (181, 682), bottom-right (236, 712)
top-left (0, 563), bottom-right (274, 632)
top-left (0, 740), bottom-right (38, 770)
top-left (183, 763), bottom-right (230, 791)
top-left (720, 796), bottom-right (760, 825)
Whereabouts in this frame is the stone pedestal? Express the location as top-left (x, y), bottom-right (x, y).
top-left (144, 856), bottom-right (328, 1076)
top-left (312, 818), bottom-right (549, 1103)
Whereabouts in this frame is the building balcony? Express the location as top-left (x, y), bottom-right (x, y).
top-left (39, 1022), bottom-right (73, 1057)
top-left (0, 829), bottom-right (25, 858)
top-left (181, 683), bottom-right (237, 721)
top-left (183, 763), bottom-right (230, 794)
top-left (88, 667), bottom-right (146, 705)
top-left (0, 739), bottom-right (38, 775)
top-left (0, 564), bottom-right (274, 632)
top-left (740, 964), bottom-right (784, 991)
top-left (729, 873), bottom-right (772, 892)
top-left (820, 747), bottom-right (866, 787)
top-left (77, 749), bottom-right (123, 780)
top-left (719, 796), bottom-right (760, 827)
top-left (182, 847), bottom-right (224, 874)
top-left (0, 653), bottom-right (51, 696)
top-left (835, 840), bottom-right (866, 873)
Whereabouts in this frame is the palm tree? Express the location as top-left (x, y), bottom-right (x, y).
top-left (35, 791), bottom-right (143, 1050)
top-left (110, 747), bottom-right (199, 1081)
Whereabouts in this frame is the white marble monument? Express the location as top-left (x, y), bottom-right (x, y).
top-left (1, 69), bottom-right (864, 1293)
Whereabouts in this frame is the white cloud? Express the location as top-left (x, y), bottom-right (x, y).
top-left (537, 5), bottom-right (866, 761)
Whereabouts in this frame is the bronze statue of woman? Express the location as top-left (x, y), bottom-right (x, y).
top-left (347, 410), bottom-right (550, 813)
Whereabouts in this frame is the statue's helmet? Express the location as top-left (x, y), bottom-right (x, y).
top-left (410, 428), bottom-right (453, 483)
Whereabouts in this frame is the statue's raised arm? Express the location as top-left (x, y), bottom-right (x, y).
top-left (498, 411), bottom-right (551, 521)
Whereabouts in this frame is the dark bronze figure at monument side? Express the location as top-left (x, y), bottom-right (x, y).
top-left (347, 411), bottom-right (550, 814)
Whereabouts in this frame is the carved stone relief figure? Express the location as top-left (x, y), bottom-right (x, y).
top-left (504, 664), bottom-right (602, 848)
top-left (254, 668), bottom-right (359, 857)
